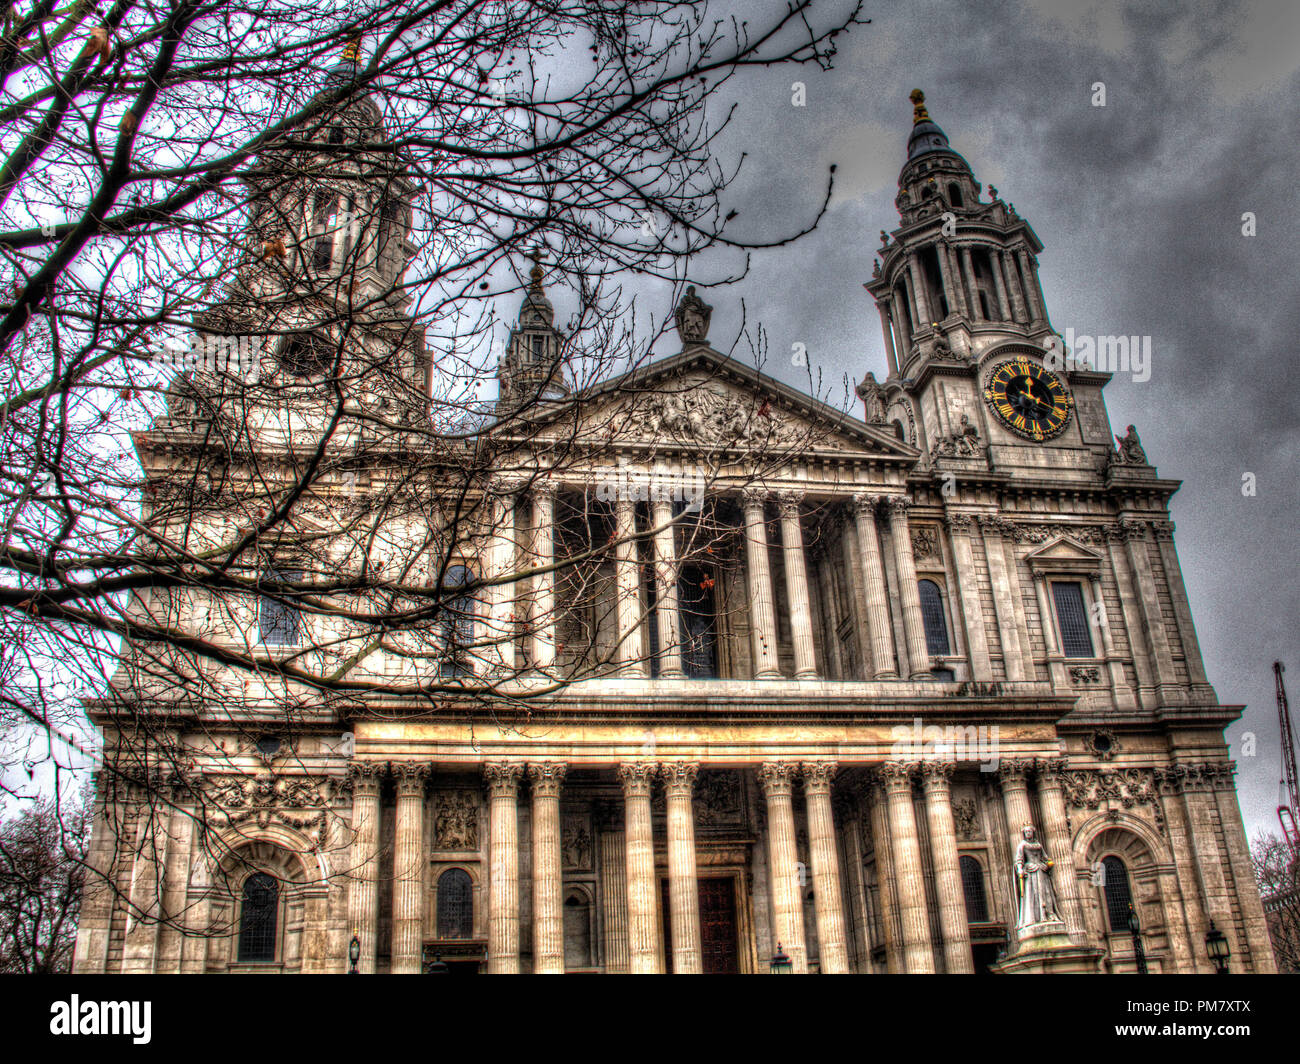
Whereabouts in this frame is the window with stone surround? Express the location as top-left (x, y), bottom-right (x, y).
top-left (1051, 580), bottom-right (1094, 658)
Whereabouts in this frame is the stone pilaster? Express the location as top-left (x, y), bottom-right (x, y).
top-left (651, 498), bottom-right (684, 678)
top-left (530, 481), bottom-right (557, 672)
top-left (977, 515), bottom-right (1025, 681)
top-left (346, 762), bottom-right (384, 974)
top-left (391, 762), bottom-right (430, 973)
top-left (879, 762), bottom-right (934, 973)
top-left (877, 303), bottom-right (898, 376)
top-left (742, 488), bottom-right (781, 678)
top-left (1034, 759), bottom-right (1087, 942)
top-left (850, 494), bottom-right (898, 678)
top-left (777, 491), bottom-right (818, 679)
top-left (619, 762), bottom-right (661, 973)
top-left (758, 761), bottom-right (808, 972)
top-left (614, 497), bottom-right (647, 676)
top-left (662, 762), bottom-right (703, 973)
top-left (945, 512), bottom-right (991, 680)
top-left (882, 497), bottom-right (932, 679)
top-left (122, 776), bottom-right (166, 974)
top-left (919, 761), bottom-right (974, 973)
top-left (802, 762), bottom-right (849, 973)
top-left (529, 761), bottom-right (567, 973)
top-left (1208, 763), bottom-right (1277, 972)
top-left (485, 483), bottom-right (518, 675)
top-left (485, 761), bottom-right (523, 973)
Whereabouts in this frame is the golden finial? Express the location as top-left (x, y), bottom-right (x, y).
top-left (910, 88), bottom-right (930, 125)
top-left (342, 35), bottom-right (361, 64)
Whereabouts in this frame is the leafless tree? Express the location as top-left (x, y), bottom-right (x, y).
top-left (1251, 828), bottom-right (1300, 973)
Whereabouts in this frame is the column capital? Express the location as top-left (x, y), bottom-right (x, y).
top-left (849, 492), bottom-right (886, 518)
top-left (528, 761), bottom-right (568, 797)
top-left (659, 761), bottom-right (700, 796)
top-left (741, 484), bottom-right (769, 511)
top-left (618, 761), bottom-right (658, 798)
top-left (801, 761), bottom-right (839, 794)
top-left (488, 475), bottom-right (525, 499)
top-left (1035, 756), bottom-right (1069, 783)
top-left (997, 757), bottom-right (1034, 786)
top-left (484, 761), bottom-right (524, 796)
top-left (975, 513), bottom-right (1015, 536)
top-left (877, 760), bottom-right (919, 792)
top-left (880, 494), bottom-right (911, 519)
top-left (775, 490), bottom-right (805, 518)
top-left (391, 761), bottom-right (431, 795)
top-left (348, 761), bottom-right (385, 796)
top-left (757, 760), bottom-right (799, 797)
top-left (944, 511), bottom-right (975, 535)
top-left (918, 760), bottom-right (955, 790)
top-left (531, 478), bottom-right (558, 503)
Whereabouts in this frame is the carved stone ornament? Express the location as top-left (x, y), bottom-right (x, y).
top-left (1112, 424), bottom-right (1148, 465)
top-left (561, 814), bottom-right (592, 870)
top-left (205, 773), bottom-right (332, 848)
top-left (1060, 767), bottom-right (1156, 810)
top-left (674, 285), bottom-right (712, 344)
top-left (931, 413), bottom-right (983, 458)
top-left (637, 385), bottom-right (800, 451)
top-left (434, 790), bottom-right (479, 851)
top-left (911, 525), bottom-right (940, 560)
top-left (1085, 729), bottom-right (1120, 761)
top-left (953, 797), bottom-right (981, 841)
top-left (1069, 665), bottom-right (1102, 685)
top-left (694, 769), bottom-right (744, 826)
top-left (1008, 523), bottom-right (1104, 545)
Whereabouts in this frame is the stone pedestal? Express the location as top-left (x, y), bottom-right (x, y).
top-left (993, 920), bottom-right (1104, 975)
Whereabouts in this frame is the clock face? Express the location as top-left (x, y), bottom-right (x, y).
top-left (983, 358), bottom-right (1073, 441)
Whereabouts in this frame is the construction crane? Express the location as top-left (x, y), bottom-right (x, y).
top-left (1277, 661), bottom-right (1300, 862)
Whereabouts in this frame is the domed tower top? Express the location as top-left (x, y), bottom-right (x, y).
top-left (906, 89), bottom-right (955, 161)
top-left (497, 250), bottom-right (569, 414)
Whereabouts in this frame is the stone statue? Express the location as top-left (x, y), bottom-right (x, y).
top-left (1114, 424), bottom-right (1147, 464)
top-left (1015, 825), bottom-right (1060, 929)
top-left (674, 285), bottom-right (712, 345)
top-left (931, 326), bottom-right (952, 360)
top-left (855, 372), bottom-right (887, 424)
top-left (932, 412), bottom-right (983, 458)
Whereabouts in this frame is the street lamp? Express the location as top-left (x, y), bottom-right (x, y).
top-left (1205, 921), bottom-right (1231, 974)
top-left (1127, 904), bottom-right (1148, 975)
top-left (348, 933), bottom-right (361, 975)
top-left (769, 943), bottom-right (793, 974)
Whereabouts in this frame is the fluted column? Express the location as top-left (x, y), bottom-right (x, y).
top-left (777, 491), bottom-right (818, 679)
top-left (868, 780), bottom-right (902, 972)
top-left (619, 762), bottom-right (661, 973)
top-left (530, 482), bottom-right (557, 672)
top-left (919, 762), bottom-right (974, 973)
top-left (877, 303), bottom-right (898, 376)
top-left (392, 762), bottom-right (430, 973)
top-left (742, 487), bottom-right (781, 678)
top-left (485, 762), bottom-right (523, 973)
top-left (1017, 248), bottom-right (1045, 321)
top-left (759, 761), bottom-right (808, 972)
top-left (1001, 250), bottom-right (1029, 323)
top-left (937, 242), bottom-right (960, 318)
top-left (662, 762), bottom-right (703, 973)
top-left (907, 252), bottom-right (932, 325)
top-left (614, 496), bottom-right (647, 676)
top-left (891, 288), bottom-right (913, 356)
top-left (997, 759), bottom-right (1036, 842)
top-left (651, 498), bottom-right (684, 678)
top-left (850, 495), bottom-right (898, 678)
top-left (989, 248), bottom-right (1012, 321)
top-left (528, 762), bottom-right (567, 973)
top-left (596, 802), bottom-right (630, 973)
top-left (1036, 759), bottom-right (1086, 941)
top-left (883, 496), bottom-right (932, 679)
top-left (346, 762), bottom-right (384, 974)
top-left (802, 762), bottom-right (849, 973)
top-left (960, 247), bottom-right (982, 320)
top-left (880, 762), bottom-right (934, 973)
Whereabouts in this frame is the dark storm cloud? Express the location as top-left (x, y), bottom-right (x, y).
top-left (670, 0), bottom-right (1299, 838)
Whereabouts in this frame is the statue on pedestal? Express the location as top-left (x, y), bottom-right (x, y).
top-left (1113, 424), bottom-right (1147, 465)
top-left (1015, 825), bottom-right (1060, 929)
top-left (674, 285), bottom-right (712, 345)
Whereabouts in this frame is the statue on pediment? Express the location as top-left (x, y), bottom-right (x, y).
top-left (1113, 424), bottom-right (1147, 465)
top-left (675, 285), bottom-right (712, 345)
top-left (856, 372), bottom-right (887, 424)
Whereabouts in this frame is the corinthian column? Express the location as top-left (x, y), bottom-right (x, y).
top-left (662, 762), bottom-right (703, 973)
top-left (742, 488), bottom-right (781, 678)
top-left (615, 496), bottom-right (647, 677)
top-left (485, 762), bottom-right (523, 973)
top-left (883, 497), bottom-right (933, 679)
top-left (529, 762), bottom-right (567, 973)
top-left (485, 483), bottom-right (518, 675)
top-left (530, 481), bottom-right (557, 672)
top-left (596, 802), bottom-right (630, 973)
top-left (802, 762), bottom-right (849, 973)
top-left (619, 762), bottom-right (661, 973)
top-left (391, 762), bottom-right (430, 973)
top-left (997, 759), bottom-right (1036, 843)
top-left (346, 762), bottom-right (384, 974)
top-left (651, 498), bottom-right (684, 678)
top-left (919, 761), bottom-right (974, 973)
top-left (777, 491), bottom-right (818, 679)
top-left (1035, 758), bottom-right (1086, 941)
top-left (758, 761), bottom-right (808, 972)
top-left (879, 762), bottom-right (934, 973)
top-left (851, 494), bottom-right (898, 678)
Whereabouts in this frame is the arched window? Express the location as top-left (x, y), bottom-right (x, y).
top-left (237, 873), bottom-right (279, 962)
top-left (891, 419), bottom-right (906, 442)
top-left (918, 579), bottom-right (951, 656)
top-left (959, 855), bottom-right (989, 923)
top-left (1102, 855), bottom-right (1134, 932)
top-left (436, 868), bottom-right (473, 938)
top-left (439, 565), bottom-right (475, 678)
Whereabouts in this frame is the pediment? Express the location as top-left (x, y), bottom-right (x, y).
top-left (512, 346), bottom-right (919, 461)
top-left (1023, 536), bottom-right (1105, 571)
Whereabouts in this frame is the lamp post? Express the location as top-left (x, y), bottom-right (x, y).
top-left (1127, 904), bottom-right (1147, 975)
top-left (1205, 921), bottom-right (1231, 975)
top-left (769, 943), bottom-right (793, 974)
top-left (348, 932), bottom-right (361, 975)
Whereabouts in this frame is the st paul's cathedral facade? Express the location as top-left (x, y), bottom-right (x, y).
top-left (72, 85), bottom-right (1275, 975)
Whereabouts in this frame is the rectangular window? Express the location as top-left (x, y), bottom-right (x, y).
top-left (259, 569), bottom-right (301, 646)
top-left (1051, 581), bottom-right (1094, 658)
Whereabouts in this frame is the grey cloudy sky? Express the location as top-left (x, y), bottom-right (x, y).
top-left (624, 0), bottom-right (1299, 839)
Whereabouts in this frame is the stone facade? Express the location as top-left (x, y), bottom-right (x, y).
top-left (72, 91), bottom-right (1274, 975)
